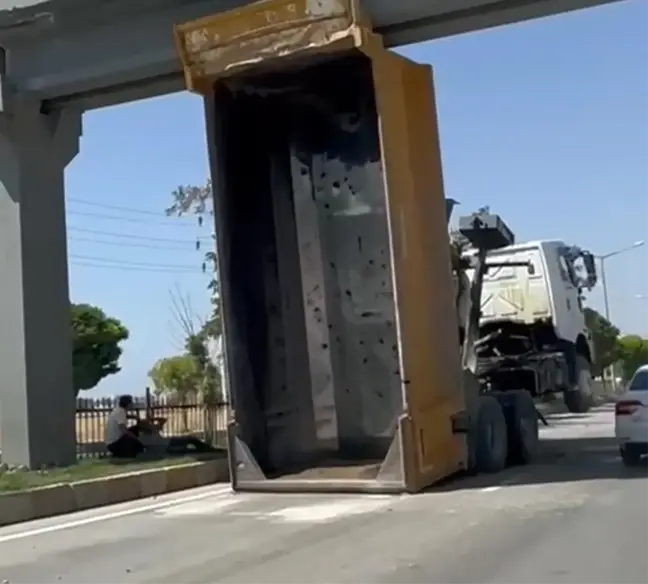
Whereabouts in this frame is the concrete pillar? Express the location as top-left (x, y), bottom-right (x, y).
top-left (0, 105), bottom-right (81, 468)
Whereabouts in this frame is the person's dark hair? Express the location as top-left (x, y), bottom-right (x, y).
top-left (118, 394), bottom-right (134, 409)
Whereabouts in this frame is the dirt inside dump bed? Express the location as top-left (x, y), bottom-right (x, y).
top-left (270, 459), bottom-right (383, 481)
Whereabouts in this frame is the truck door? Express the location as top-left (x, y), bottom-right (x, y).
top-left (371, 49), bottom-right (468, 488)
top-left (553, 245), bottom-right (585, 343)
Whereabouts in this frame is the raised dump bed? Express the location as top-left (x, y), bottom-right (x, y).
top-left (174, 0), bottom-right (468, 493)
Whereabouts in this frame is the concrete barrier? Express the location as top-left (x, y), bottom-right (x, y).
top-left (0, 457), bottom-right (230, 527)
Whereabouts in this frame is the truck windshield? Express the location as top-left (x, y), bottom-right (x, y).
top-left (629, 370), bottom-right (648, 391)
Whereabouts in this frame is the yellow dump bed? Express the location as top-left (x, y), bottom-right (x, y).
top-left (174, 0), bottom-right (467, 493)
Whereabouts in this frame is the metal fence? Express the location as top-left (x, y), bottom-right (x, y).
top-left (75, 388), bottom-right (230, 459)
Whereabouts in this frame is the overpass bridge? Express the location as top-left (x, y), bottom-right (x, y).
top-left (0, 0), bottom-right (623, 468)
top-left (0, 0), bottom-right (621, 109)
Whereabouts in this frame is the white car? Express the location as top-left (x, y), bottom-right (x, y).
top-left (615, 364), bottom-right (648, 466)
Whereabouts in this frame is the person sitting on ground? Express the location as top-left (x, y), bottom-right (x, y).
top-left (104, 394), bottom-right (145, 458)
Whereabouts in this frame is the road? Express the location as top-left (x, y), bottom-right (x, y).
top-left (0, 404), bottom-right (646, 583)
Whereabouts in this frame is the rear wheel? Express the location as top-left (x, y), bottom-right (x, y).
top-left (474, 396), bottom-right (508, 473)
top-left (506, 391), bottom-right (540, 466)
top-left (564, 355), bottom-right (593, 413)
top-left (620, 445), bottom-right (642, 467)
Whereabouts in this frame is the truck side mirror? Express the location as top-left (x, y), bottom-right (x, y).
top-left (445, 198), bottom-right (460, 224)
top-left (581, 251), bottom-right (597, 289)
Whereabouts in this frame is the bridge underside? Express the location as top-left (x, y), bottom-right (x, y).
top-left (0, 0), bottom-right (622, 111)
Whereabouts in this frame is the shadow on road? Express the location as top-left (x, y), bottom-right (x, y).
top-left (432, 434), bottom-right (647, 493)
top-left (432, 438), bottom-right (648, 491)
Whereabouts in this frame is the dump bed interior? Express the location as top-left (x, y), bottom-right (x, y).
top-left (176, 0), bottom-right (467, 493)
top-left (210, 56), bottom-right (402, 483)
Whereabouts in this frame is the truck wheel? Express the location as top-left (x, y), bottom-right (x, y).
top-left (620, 445), bottom-right (642, 467)
top-left (474, 396), bottom-right (508, 473)
top-left (564, 355), bottom-right (593, 413)
top-left (506, 391), bottom-right (539, 465)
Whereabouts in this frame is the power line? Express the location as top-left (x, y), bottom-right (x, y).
top-left (67, 209), bottom-right (199, 227)
top-left (66, 197), bottom-right (212, 229)
top-left (67, 226), bottom-right (210, 244)
top-left (70, 261), bottom-right (206, 274)
top-left (67, 197), bottom-right (175, 217)
top-left (68, 236), bottom-right (195, 251)
top-left (68, 254), bottom-right (199, 271)
top-left (64, 200), bottom-right (215, 274)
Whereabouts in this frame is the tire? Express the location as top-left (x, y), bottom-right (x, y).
top-left (474, 396), bottom-right (508, 473)
top-left (620, 445), bottom-right (642, 467)
top-left (564, 355), bottom-right (593, 413)
top-left (620, 447), bottom-right (640, 466)
top-left (505, 391), bottom-right (540, 466)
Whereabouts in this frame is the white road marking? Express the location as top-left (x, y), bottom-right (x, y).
top-left (266, 496), bottom-right (393, 523)
top-left (480, 486), bottom-right (501, 493)
top-left (157, 492), bottom-right (396, 524)
top-left (229, 495), bottom-right (395, 524)
top-left (155, 493), bottom-right (243, 517)
top-left (0, 485), bottom-right (232, 544)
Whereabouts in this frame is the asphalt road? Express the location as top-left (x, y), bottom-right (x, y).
top-left (1, 404), bottom-right (646, 583)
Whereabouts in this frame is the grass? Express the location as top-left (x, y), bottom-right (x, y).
top-left (0, 451), bottom-right (225, 493)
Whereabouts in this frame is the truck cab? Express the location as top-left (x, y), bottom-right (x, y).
top-left (464, 239), bottom-right (598, 412)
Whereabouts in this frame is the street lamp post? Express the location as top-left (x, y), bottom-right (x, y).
top-left (596, 241), bottom-right (645, 391)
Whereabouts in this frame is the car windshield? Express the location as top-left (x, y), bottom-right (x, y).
top-left (628, 370), bottom-right (648, 391)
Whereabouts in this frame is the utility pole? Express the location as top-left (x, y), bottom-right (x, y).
top-left (596, 241), bottom-right (645, 391)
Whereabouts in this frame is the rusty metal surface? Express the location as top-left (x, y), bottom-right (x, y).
top-left (175, 0), bottom-right (367, 92)
top-left (288, 60), bottom-right (402, 457)
top-left (290, 151), bottom-right (339, 451)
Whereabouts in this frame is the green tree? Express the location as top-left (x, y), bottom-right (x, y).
top-left (584, 307), bottom-right (620, 377)
top-left (149, 354), bottom-right (203, 431)
top-left (167, 286), bottom-right (223, 405)
top-left (148, 354), bottom-right (201, 402)
top-left (71, 303), bottom-right (129, 395)
top-left (166, 181), bottom-right (221, 339)
top-left (617, 335), bottom-right (648, 382)
top-left (185, 332), bottom-right (222, 404)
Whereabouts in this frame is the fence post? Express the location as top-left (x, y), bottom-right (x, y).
top-left (145, 387), bottom-right (153, 420)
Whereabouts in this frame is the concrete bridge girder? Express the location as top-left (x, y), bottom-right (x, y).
top-left (0, 0), bottom-right (619, 111)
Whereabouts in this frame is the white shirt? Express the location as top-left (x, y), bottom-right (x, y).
top-left (105, 406), bottom-right (127, 445)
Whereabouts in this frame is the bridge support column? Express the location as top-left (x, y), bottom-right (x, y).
top-left (0, 106), bottom-right (81, 468)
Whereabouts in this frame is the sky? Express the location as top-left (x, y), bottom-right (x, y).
top-left (65, 0), bottom-right (648, 397)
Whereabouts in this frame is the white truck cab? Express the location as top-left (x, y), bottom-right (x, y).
top-left (480, 240), bottom-right (595, 350)
top-left (463, 239), bottom-right (598, 412)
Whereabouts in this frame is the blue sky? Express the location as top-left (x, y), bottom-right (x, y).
top-left (66, 0), bottom-right (648, 397)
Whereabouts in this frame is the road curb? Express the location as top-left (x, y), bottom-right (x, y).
top-left (0, 457), bottom-right (230, 527)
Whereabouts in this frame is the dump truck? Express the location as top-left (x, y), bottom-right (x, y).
top-left (172, 0), bottom-right (591, 494)
top-left (462, 238), bottom-right (598, 414)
